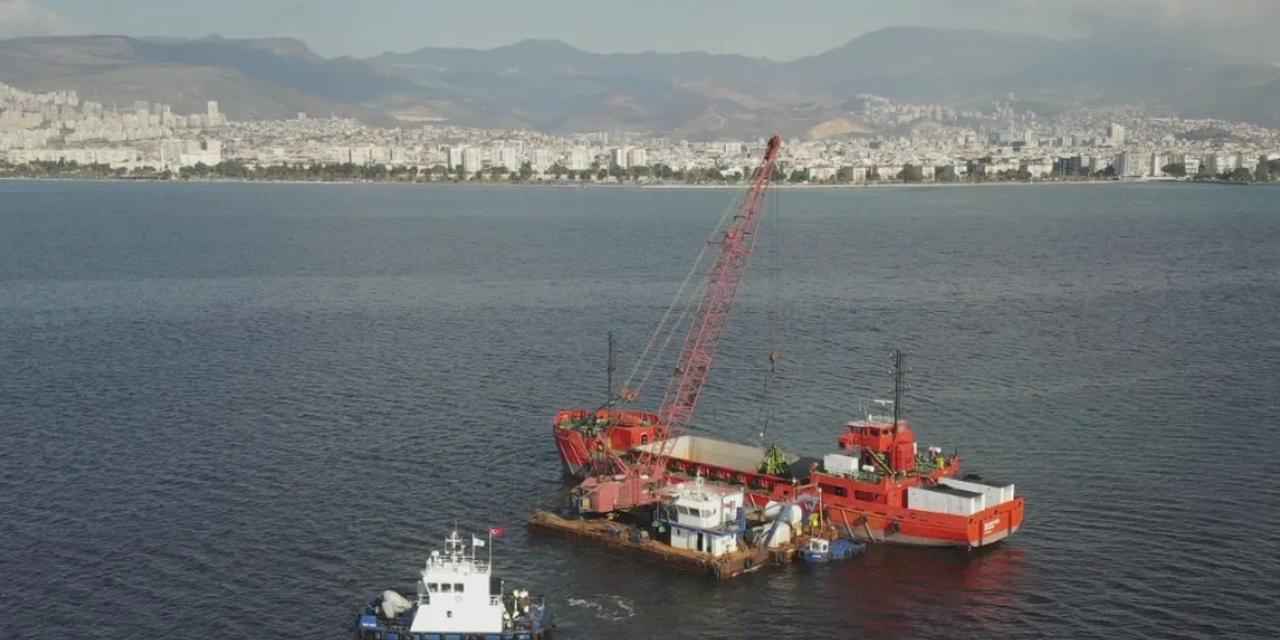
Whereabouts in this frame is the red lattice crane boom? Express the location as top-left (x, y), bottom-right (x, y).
top-left (575, 134), bottom-right (783, 514)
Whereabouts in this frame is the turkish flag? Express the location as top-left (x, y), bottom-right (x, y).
top-left (489, 527), bottom-right (505, 538)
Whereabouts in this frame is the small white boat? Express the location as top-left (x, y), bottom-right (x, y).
top-left (354, 529), bottom-right (552, 639)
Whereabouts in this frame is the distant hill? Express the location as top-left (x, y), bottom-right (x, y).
top-left (370, 39), bottom-right (787, 135)
top-left (375, 29), bottom-right (1280, 133)
top-left (3, 28), bottom-right (1279, 136)
top-left (781, 27), bottom-right (1059, 101)
top-left (997, 34), bottom-right (1280, 126)
top-left (0, 35), bottom-right (411, 123)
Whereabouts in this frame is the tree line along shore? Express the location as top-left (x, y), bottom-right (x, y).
top-left (3, 157), bottom-right (1278, 185)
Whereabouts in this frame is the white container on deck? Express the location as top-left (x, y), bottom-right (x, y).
top-left (633, 435), bottom-right (797, 474)
top-left (907, 486), bottom-right (986, 516)
top-left (939, 478), bottom-right (1015, 506)
top-left (823, 453), bottom-right (860, 476)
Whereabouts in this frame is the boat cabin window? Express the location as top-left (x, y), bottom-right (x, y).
top-left (454, 583), bottom-right (464, 593)
top-left (441, 583), bottom-right (452, 593)
top-left (428, 583), bottom-right (439, 592)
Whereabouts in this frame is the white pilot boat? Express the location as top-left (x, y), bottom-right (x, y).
top-left (354, 529), bottom-right (552, 640)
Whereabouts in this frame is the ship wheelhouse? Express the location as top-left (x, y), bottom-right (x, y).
top-left (410, 532), bottom-right (505, 635)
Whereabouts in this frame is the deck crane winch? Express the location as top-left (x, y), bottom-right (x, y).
top-left (574, 134), bottom-right (784, 514)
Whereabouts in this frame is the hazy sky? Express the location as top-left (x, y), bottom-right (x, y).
top-left (3, 0), bottom-right (1278, 60)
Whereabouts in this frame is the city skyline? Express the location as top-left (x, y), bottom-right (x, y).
top-left (2, 0), bottom-right (1278, 62)
top-left (3, 78), bottom-right (1277, 185)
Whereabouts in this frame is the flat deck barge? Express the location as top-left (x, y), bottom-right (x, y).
top-left (528, 511), bottom-right (797, 580)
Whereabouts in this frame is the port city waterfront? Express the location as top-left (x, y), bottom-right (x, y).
top-left (2, 180), bottom-right (1278, 639)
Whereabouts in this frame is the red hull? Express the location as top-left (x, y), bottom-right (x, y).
top-left (824, 493), bottom-right (1026, 548)
top-left (553, 426), bottom-right (593, 478)
top-left (552, 409), bottom-right (1026, 548)
top-left (553, 408), bottom-right (664, 477)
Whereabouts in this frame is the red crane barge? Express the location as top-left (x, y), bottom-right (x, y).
top-left (547, 134), bottom-right (1024, 549)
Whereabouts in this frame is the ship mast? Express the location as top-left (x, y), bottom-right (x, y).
top-left (606, 330), bottom-right (616, 406)
top-left (892, 349), bottom-right (904, 428)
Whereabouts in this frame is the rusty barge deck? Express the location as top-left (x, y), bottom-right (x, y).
top-left (528, 511), bottom-right (800, 580)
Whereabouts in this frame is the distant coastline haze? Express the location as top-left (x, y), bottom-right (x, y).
top-left (9, 0), bottom-right (1280, 61)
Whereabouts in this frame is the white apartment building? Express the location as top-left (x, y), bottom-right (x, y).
top-left (530, 148), bottom-right (555, 172)
top-left (568, 147), bottom-right (590, 171)
top-left (445, 146), bottom-right (465, 170)
top-left (625, 147), bottom-right (647, 168)
top-left (1109, 123), bottom-right (1126, 146)
top-left (495, 146), bottom-right (519, 171)
top-left (461, 147), bottom-right (483, 174)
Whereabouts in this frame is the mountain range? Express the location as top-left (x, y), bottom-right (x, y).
top-left (2, 27), bottom-right (1278, 138)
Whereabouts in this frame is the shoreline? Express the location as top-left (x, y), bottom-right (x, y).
top-left (2, 176), bottom-right (1257, 189)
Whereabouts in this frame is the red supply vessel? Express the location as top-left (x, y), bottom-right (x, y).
top-left (808, 353), bottom-right (1024, 548)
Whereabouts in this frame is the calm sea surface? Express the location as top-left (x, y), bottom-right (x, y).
top-left (2, 181), bottom-right (1278, 639)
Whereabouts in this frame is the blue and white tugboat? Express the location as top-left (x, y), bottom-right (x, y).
top-left (354, 529), bottom-right (553, 640)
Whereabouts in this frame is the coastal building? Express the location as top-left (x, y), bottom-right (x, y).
top-left (445, 146), bottom-right (465, 170)
top-left (876, 165), bottom-right (901, 180)
top-left (1022, 159), bottom-right (1053, 178)
top-left (495, 146), bottom-right (519, 171)
top-left (936, 163), bottom-right (964, 181)
top-left (1055, 155), bottom-right (1085, 177)
top-left (179, 138), bottom-right (222, 167)
top-left (207, 101), bottom-right (224, 127)
top-left (1115, 151), bottom-right (1149, 177)
top-left (1109, 123), bottom-right (1126, 146)
top-left (809, 166), bottom-right (837, 182)
top-left (1151, 152), bottom-right (1168, 177)
top-left (1182, 156), bottom-right (1201, 176)
top-left (530, 148), bottom-right (555, 172)
top-left (568, 147), bottom-right (590, 171)
top-left (610, 147), bottom-right (628, 169)
top-left (626, 147), bottom-right (647, 169)
top-left (1203, 152), bottom-right (1234, 175)
top-left (461, 147), bottom-right (483, 175)
top-left (8, 146), bottom-right (141, 168)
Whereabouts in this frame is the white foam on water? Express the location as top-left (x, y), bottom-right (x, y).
top-left (566, 595), bottom-right (637, 621)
